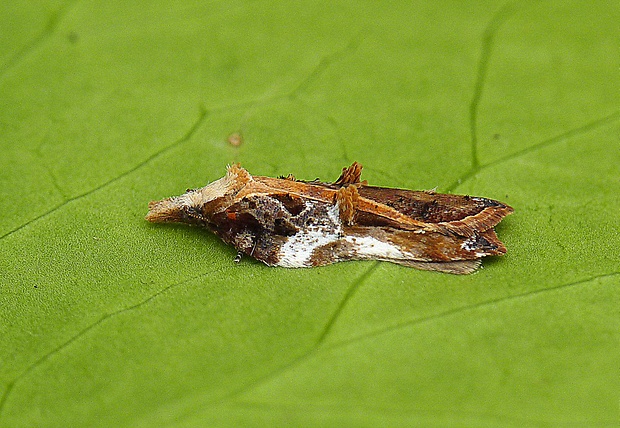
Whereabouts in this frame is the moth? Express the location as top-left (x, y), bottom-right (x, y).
top-left (146, 162), bottom-right (513, 274)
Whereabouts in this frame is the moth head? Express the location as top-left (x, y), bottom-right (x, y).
top-left (145, 197), bottom-right (189, 223)
top-left (145, 164), bottom-right (252, 224)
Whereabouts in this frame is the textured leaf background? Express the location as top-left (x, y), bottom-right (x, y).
top-left (1, 0), bottom-right (618, 426)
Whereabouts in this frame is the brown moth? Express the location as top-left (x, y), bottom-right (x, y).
top-left (146, 162), bottom-right (513, 274)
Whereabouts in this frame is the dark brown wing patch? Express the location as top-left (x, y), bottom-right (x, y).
top-left (356, 186), bottom-right (513, 235)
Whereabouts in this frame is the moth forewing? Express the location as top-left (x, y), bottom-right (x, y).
top-left (146, 162), bottom-right (513, 274)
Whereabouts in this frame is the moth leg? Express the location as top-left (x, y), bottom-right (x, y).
top-left (249, 239), bottom-right (258, 257)
top-left (234, 235), bottom-right (259, 263)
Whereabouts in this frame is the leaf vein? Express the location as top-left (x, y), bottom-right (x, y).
top-left (0, 107), bottom-right (208, 241)
top-left (194, 271), bottom-right (618, 418)
top-left (0, 266), bottom-right (226, 420)
top-left (314, 262), bottom-right (379, 347)
top-left (288, 30), bottom-right (366, 100)
top-left (191, 263), bottom-right (380, 418)
top-left (446, 111), bottom-right (620, 192)
top-left (0, 0), bottom-right (79, 80)
top-left (468, 1), bottom-right (523, 171)
top-left (328, 271), bottom-right (620, 351)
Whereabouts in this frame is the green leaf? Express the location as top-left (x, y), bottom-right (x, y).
top-left (1, 0), bottom-right (618, 426)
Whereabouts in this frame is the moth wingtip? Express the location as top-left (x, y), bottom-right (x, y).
top-left (145, 210), bottom-right (161, 223)
top-left (145, 205), bottom-right (165, 223)
top-left (145, 199), bottom-right (182, 223)
top-left (145, 200), bottom-right (160, 221)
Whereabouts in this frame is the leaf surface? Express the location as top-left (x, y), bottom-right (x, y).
top-left (1, 1), bottom-right (618, 426)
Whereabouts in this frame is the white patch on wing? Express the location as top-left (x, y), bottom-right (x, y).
top-left (276, 228), bottom-right (340, 267)
top-left (276, 203), bottom-right (342, 267)
top-left (461, 238), bottom-right (486, 257)
top-left (461, 238), bottom-right (476, 251)
top-left (344, 235), bottom-right (405, 260)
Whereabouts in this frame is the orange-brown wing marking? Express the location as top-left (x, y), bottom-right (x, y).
top-left (334, 162), bottom-right (364, 186)
top-left (252, 177), bottom-right (337, 203)
top-left (336, 185), bottom-right (359, 225)
top-left (436, 205), bottom-right (514, 236)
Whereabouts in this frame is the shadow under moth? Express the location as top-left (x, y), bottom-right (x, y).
top-left (146, 162), bottom-right (513, 274)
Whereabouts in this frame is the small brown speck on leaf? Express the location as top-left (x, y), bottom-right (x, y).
top-left (227, 132), bottom-right (243, 147)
